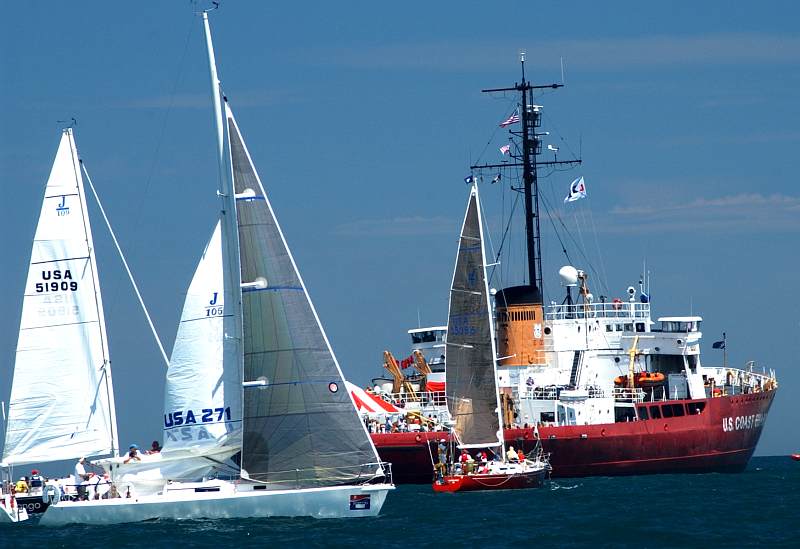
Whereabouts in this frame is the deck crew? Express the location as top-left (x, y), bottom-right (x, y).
top-left (507, 446), bottom-right (519, 462)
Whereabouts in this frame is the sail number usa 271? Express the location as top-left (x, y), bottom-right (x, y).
top-left (164, 406), bottom-right (232, 428)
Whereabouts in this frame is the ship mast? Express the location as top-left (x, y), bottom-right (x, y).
top-left (471, 52), bottom-right (581, 302)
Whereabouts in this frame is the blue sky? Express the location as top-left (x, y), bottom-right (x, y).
top-left (1, 1), bottom-right (797, 459)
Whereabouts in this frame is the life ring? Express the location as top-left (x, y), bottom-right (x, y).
top-left (415, 434), bottom-right (422, 443)
top-left (43, 484), bottom-right (61, 505)
top-left (612, 298), bottom-right (623, 310)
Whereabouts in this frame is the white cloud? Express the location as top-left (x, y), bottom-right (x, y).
top-left (317, 33), bottom-right (800, 72)
top-left (607, 193), bottom-right (800, 233)
top-left (334, 215), bottom-right (458, 237)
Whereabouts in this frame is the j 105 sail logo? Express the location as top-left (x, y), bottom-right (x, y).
top-left (56, 195), bottom-right (70, 216)
top-left (35, 270), bottom-right (78, 293)
top-left (722, 413), bottom-right (764, 432)
top-left (205, 292), bottom-right (223, 317)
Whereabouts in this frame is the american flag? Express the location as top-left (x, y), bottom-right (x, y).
top-left (499, 144), bottom-right (511, 155)
top-left (499, 109), bottom-right (520, 128)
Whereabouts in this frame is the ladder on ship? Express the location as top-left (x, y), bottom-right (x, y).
top-left (569, 350), bottom-right (583, 387)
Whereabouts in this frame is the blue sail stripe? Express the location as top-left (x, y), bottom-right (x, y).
top-left (242, 285), bottom-right (303, 293)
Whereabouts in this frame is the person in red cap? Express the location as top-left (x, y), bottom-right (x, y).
top-left (29, 469), bottom-right (44, 492)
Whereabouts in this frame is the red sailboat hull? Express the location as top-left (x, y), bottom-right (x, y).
top-left (432, 468), bottom-right (547, 492)
top-left (373, 389), bottom-right (775, 483)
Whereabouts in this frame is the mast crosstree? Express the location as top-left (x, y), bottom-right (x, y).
top-left (471, 52), bottom-right (581, 302)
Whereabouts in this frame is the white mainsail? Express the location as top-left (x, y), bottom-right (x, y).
top-left (2, 129), bottom-right (118, 465)
top-left (162, 220), bottom-right (242, 457)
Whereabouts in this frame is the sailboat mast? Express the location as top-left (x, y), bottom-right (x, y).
top-left (474, 182), bottom-right (506, 458)
top-left (202, 10), bottom-right (245, 416)
top-left (202, 12), bottom-right (231, 199)
top-left (68, 128), bottom-right (119, 459)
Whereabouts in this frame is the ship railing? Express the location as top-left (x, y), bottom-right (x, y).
top-left (546, 302), bottom-right (650, 321)
top-left (369, 390), bottom-right (448, 410)
top-left (612, 387), bottom-right (646, 403)
top-left (519, 385), bottom-right (607, 401)
top-left (701, 363), bottom-right (777, 395)
top-left (519, 386), bottom-right (561, 400)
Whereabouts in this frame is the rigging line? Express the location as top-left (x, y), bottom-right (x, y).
top-left (574, 201), bottom-right (607, 295)
top-left (473, 99), bottom-right (517, 166)
top-left (586, 202), bottom-right (610, 295)
top-left (488, 189), bottom-right (521, 285)
top-left (541, 111), bottom-right (580, 161)
top-left (81, 161), bottom-right (170, 369)
top-left (539, 191), bottom-right (574, 265)
top-left (121, 13), bottom-right (196, 281)
top-left (544, 191), bottom-right (605, 289)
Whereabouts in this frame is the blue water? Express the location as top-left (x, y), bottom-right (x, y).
top-left (2, 456), bottom-right (797, 548)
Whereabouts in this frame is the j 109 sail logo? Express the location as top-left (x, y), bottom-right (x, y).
top-left (56, 195), bottom-right (70, 216)
top-left (35, 269), bottom-right (78, 293)
top-left (205, 291), bottom-right (223, 317)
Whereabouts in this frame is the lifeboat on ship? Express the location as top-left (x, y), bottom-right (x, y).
top-left (614, 372), bottom-right (666, 387)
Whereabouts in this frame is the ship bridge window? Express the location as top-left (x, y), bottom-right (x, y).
top-left (687, 402), bottom-right (706, 415)
top-left (635, 322), bottom-right (646, 333)
top-left (624, 323), bottom-right (633, 332)
top-left (605, 324), bottom-right (613, 332)
top-left (411, 331), bottom-right (437, 344)
top-left (651, 355), bottom-right (684, 375)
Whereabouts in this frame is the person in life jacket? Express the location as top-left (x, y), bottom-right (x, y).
top-left (29, 469), bottom-right (44, 492)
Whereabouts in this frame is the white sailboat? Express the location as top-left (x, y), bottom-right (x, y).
top-left (433, 180), bottom-right (549, 492)
top-left (40, 11), bottom-right (392, 525)
top-left (0, 128), bottom-right (120, 519)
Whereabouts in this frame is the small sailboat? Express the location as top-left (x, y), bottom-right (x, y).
top-left (1, 128), bottom-right (120, 519)
top-left (40, 11), bottom-right (392, 525)
top-left (432, 180), bottom-right (549, 493)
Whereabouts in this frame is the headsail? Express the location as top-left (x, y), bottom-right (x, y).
top-left (162, 220), bottom-right (242, 458)
top-left (226, 105), bottom-right (381, 487)
top-left (445, 182), bottom-right (502, 448)
top-left (2, 129), bottom-right (118, 465)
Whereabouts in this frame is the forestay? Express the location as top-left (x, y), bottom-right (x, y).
top-left (444, 183), bottom-right (502, 448)
top-left (226, 105), bottom-right (381, 487)
top-left (162, 220), bottom-right (242, 459)
top-left (2, 129), bottom-right (118, 465)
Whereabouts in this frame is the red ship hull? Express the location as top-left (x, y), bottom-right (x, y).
top-left (373, 389), bottom-right (775, 483)
top-left (432, 468), bottom-right (547, 492)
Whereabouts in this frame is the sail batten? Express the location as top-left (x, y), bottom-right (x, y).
top-left (2, 129), bottom-right (118, 465)
top-left (444, 183), bottom-right (503, 449)
top-left (224, 106), bottom-right (381, 487)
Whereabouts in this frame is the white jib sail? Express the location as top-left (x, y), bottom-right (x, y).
top-left (2, 129), bottom-right (118, 465)
top-left (162, 219), bottom-right (242, 462)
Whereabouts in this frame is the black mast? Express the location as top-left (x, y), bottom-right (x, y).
top-left (471, 52), bottom-right (580, 302)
